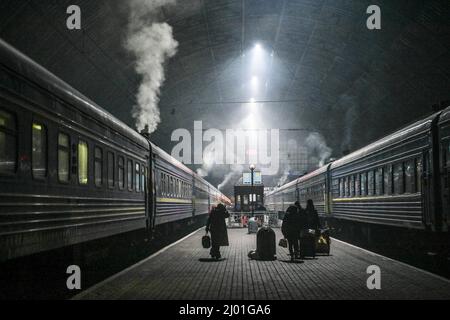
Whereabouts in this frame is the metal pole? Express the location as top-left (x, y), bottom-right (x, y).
top-left (251, 168), bottom-right (254, 217)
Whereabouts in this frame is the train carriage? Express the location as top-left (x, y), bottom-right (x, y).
top-left (151, 143), bottom-right (194, 226)
top-left (329, 113), bottom-right (441, 230)
top-left (438, 106), bottom-right (450, 231)
top-left (0, 39), bottom-right (150, 261)
top-left (266, 106), bottom-right (449, 236)
top-left (297, 165), bottom-right (330, 216)
top-left (265, 179), bottom-right (296, 214)
top-left (0, 39), bottom-right (230, 262)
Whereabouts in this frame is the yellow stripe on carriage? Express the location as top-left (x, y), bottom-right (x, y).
top-left (156, 197), bottom-right (191, 204)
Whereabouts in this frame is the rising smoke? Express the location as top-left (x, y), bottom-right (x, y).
top-left (335, 94), bottom-right (359, 153)
top-left (126, 0), bottom-right (178, 133)
top-left (218, 165), bottom-right (244, 191)
top-left (276, 165), bottom-right (291, 187)
top-left (305, 132), bottom-right (332, 167)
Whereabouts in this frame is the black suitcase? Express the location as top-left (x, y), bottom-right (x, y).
top-left (256, 226), bottom-right (276, 260)
top-left (300, 231), bottom-right (316, 258)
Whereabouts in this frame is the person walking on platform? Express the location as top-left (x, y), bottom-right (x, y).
top-left (305, 199), bottom-right (320, 231)
top-left (205, 203), bottom-right (230, 260)
top-left (294, 201), bottom-right (303, 214)
top-left (281, 204), bottom-right (306, 261)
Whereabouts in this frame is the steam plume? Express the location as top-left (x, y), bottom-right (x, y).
top-left (218, 165), bottom-right (244, 191)
top-left (276, 165), bottom-right (291, 187)
top-left (305, 132), bottom-right (332, 167)
top-left (126, 0), bottom-right (178, 133)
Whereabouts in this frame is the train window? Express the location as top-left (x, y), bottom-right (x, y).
top-left (107, 152), bottom-right (114, 188)
top-left (393, 163), bottom-right (404, 194)
top-left (141, 166), bottom-right (145, 192)
top-left (361, 172), bottom-right (367, 196)
top-left (355, 174), bottom-right (361, 196)
top-left (58, 133), bottom-right (70, 182)
top-left (135, 163), bottom-right (140, 192)
top-left (375, 167), bottom-right (383, 195)
top-left (0, 109), bottom-right (17, 174)
top-left (169, 176), bottom-right (173, 196)
top-left (416, 158), bottom-right (422, 193)
top-left (118, 156), bottom-right (125, 189)
top-left (94, 147), bottom-right (103, 187)
top-left (368, 171), bottom-right (374, 196)
top-left (350, 175), bottom-right (355, 197)
top-left (344, 177), bottom-right (349, 197)
top-left (384, 165), bottom-right (393, 195)
top-left (32, 123), bottom-right (47, 179)
top-left (127, 160), bottom-right (133, 190)
top-left (405, 160), bottom-right (415, 193)
top-left (160, 173), bottom-right (165, 195)
top-left (78, 140), bottom-right (88, 184)
top-left (339, 179), bottom-right (343, 198)
top-left (165, 174), bottom-right (169, 195)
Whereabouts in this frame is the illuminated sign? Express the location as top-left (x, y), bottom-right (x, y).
top-left (242, 171), bottom-right (262, 185)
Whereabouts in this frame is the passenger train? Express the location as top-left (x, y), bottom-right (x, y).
top-left (266, 104), bottom-right (450, 237)
top-left (0, 39), bottom-right (230, 262)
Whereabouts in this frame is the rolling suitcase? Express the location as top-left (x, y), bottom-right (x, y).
top-left (256, 226), bottom-right (277, 260)
top-left (300, 230), bottom-right (316, 258)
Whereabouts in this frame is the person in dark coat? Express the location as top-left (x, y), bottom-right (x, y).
top-left (205, 203), bottom-right (230, 259)
top-left (294, 201), bottom-right (303, 213)
top-left (305, 199), bottom-right (320, 230)
top-left (281, 204), bottom-right (306, 260)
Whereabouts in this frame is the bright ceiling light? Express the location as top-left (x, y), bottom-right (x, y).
top-left (251, 76), bottom-right (258, 87)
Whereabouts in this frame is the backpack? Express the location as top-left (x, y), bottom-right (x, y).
top-left (256, 226), bottom-right (277, 261)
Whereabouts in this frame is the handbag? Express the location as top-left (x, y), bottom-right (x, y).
top-left (202, 233), bottom-right (211, 249)
top-left (278, 238), bottom-right (288, 248)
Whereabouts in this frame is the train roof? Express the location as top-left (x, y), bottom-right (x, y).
top-left (330, 112), bottom-right (440, 169)
top-left (439, 105), bottom-right (450, 124)
top-left (266, 164), bottom-right (329, 196)
top-left (265, 178), bottom-right (297, 196)
top-left (0, 38), bottom-right (149, 149)
top-left (297, 164), bottom-right (329, 183)
top-left (149, 141), bottom-right (229, 201)
top-left (150, 141), bottom-right (195, 176)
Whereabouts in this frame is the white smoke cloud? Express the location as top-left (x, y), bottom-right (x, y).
top-left (218, 164), bottom-right (244, 191)
top-left (126, 0), bottom-right (178, 133)
top-left (276, 165), bottom-right (291, 187)
top-left (305, 132), bottom-right (332, 167)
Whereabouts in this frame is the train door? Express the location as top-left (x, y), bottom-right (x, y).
top-left (192, 176), bottom-right (196, 216)
top-left (421, 150), bottom-right (434, 229)
top-left (147, 153), bottom-right (157, 233)
top-left (325, 169), bottom-right (332, 214)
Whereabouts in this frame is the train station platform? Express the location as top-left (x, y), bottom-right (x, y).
top-left (74, 228), bottom-right (450, 300)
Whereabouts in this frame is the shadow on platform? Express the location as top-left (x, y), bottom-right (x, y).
top-left (279, 259), bottom-right (305, 264)
top-left (198, 258), bottom-right (227, 262)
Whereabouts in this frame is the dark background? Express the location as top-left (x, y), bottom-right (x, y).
top-left (1, 0), bottom-right (449, 192)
